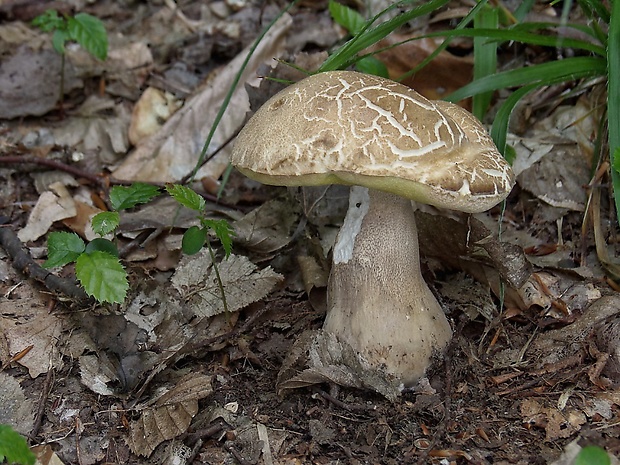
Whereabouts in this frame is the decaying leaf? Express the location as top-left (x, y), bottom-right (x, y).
top-left (277, 330), bottom-right (401, 401)
top-left (233, 197), bottom-right (300, 255)
top-left (128, 87), bottom-right (182, 145)
top-left (18, 182), bottom-right (77, 243)
top-left (79, 353), bottom-right (121, 396)
top-left (112, 14), bottom-right (292, 183)
top-left (172, 250), bottom-right (283, 319)
top-left (0, 372), bottom-right (35, 435)
top-left (520, 398), bottom-right (586, 442)
top-left (0, 285), bottom-right (63, 377)
top-left (31, 444), bottom-right (66, 465)
top-left (127, 373), bottom-right (213, 456)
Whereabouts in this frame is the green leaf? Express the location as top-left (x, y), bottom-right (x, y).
top-left (354, 56), bottom-right (389, 78)
top-left (575, 446), bottom-right (610, 465)
top-left (109, 183), bottom-right (160, 211)
top-left (182, 226), bottom-right (208, 255)
top-left (91, 211), bottom-right (120, 236)
top-left (166, 184), bottom-right (206, 212)
top-left (32, 10), bottom-right (65, 32)
top-left (51, 28), bottom-right (70, 55)
top-left (0, 424), bottom-right (36, 465)
top-left (472, 5), bottom-right (499, 120)
top-left (43, 232), bottom-right (85, 268)
top-left (329, 0), bottom-right (366, 35)
top-left (203, 219), bottom-right (235, 258)
top-left (608, 0), bottom-right (620, 225)
top-left (67, 13), bottom-right (108, 60)
top-left (446, 56), bottom-right (607, 102)
top-left (85, 238), bottom-right (119, 257)
top-left (319, 0), bottom-right (451, 72)
top-left (75, 251), bottom-right (128, 304)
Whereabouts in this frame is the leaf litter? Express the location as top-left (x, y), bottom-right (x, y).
top-left (0, 0), bottom-right (620, 464)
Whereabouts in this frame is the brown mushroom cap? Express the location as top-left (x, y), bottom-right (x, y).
top-left (231, 70), bottom-right (514, 213)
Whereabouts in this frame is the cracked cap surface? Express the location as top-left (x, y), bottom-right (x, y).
top-left (231, 70), bottom-right (514, 213)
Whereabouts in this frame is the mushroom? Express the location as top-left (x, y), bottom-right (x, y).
top-left (231, 70), bottom-right (514, 387)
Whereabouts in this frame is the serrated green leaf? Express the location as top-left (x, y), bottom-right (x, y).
top-left (0, 424), bottom-right (36, 465)
top-left (109, 183), bottom-right (160, 211)
top-left (85, 238), bottom-right (119, 257)
top-left (32, 10), bottom-right (65, 32)
top-left (182, 226), bottom-right (208, 255)
top-left (166, 184), bottom-right (206, 212)
top-left (91, 211), bottom-right (120, 236)
top-left (203, 219), bottom-right (235, 258)
top-left (575, 446), bottom-right (610, 465)
top-left (75, 251), bottom-right (128, 303)
top-left (43, 231), bottom-right (85, 268)
top-left (354, 56), bottom-right (389, 77)
top-left (329, 0), bottom-right (366, 35)
top-left (67, 13), bottom-right (108, 60)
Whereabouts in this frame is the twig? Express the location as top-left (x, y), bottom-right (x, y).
top-left (29, 363), bottom-right (54, 442)
top-left (224, 444), bottom-right (253, 465)
top-left (311, 387), bottom-right (377, 413)
top-left (0, 218), bottom-right (91, 303)
top-left (0, 155), bottom-right (105, 185)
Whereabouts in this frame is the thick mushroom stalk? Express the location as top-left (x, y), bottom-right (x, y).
top-left (324, 186), bottom-right (451, 386)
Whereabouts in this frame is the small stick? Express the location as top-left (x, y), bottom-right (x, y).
top-left (29, 364), bottom-right (54, 442)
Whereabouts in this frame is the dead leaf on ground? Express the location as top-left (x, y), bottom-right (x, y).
top-left (112, 13), bottom-right (292, 183)
top-left (172, 250), bottom-right (283, 319)
top-left (233, 197), bottom-right (300, 255)
top-left (371, 35), bottom-right (473, 101)
top-left (128, 87), bottom-right (183, 145)
top-left (277, 330), bottom-right (401, 401)
top-left (0, 284), bottom-right (63, 377)
top-left (520, 398), bottom-right (586, 442)
top-left (127, 373), bottom-right (213, 457)
top-left (31, 445), bottom-right (66, 465)
top-left (0, 45), bottom-right (82, 119)
top-left (17, 182), bottom-right (76, 243)
top-left (0, 372), bottom-right (35, 435)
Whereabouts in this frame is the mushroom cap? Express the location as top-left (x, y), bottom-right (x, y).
top-left (231, 70), bottom-right (514, 213)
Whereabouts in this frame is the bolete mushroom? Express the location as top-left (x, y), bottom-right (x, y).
top-left (231, 71), bottom-right (514, 387)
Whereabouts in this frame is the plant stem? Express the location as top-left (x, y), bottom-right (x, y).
top-left (205, 239), bottom-right (230, 325)
top-left (59, 52), bottom-right (65, 118)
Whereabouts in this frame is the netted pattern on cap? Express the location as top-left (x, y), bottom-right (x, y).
top-left (232, 71), bottom-right (514, 212)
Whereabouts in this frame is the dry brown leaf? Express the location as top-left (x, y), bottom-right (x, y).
top-left (521, 399), bottom-right (586, 442)
top-left (112, 14), bottom-right (292, 183)
top-left (370, 35), bottom-right (473, 102)
top-left (127, 373), bottom-right (213, 456)
top-left (18, 182), bottom-right (76, 243)
top-left (31, 445), bottom-right (66, 465)
top-left (233, 197), bottom-right (300, 254)
top-left (277, 330), bottom-right (400, 401)
top-left (172, 251), bottom-right (283, 319)
top-left (0, 372), bottom-right (35, 435)
top-left (0, 46), bottom-right (82, 119)
top-left (129, 87), bottom-right (182, 145)
top-left (0, 285), bottom-right (63, 377)
top-left (79, 353), bottom-right (121, 396)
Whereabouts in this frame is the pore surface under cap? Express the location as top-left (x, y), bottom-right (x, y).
top-left (231, 70), bottom-right (514, 213)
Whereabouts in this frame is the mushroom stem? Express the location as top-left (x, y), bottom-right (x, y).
top-left (324, 186), bottom-right (452, 387)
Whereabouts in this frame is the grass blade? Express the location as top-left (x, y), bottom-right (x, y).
top-left (608, 0), bottom-right (620, 221)
top-left (445, 56), bottom-right (606, 102)
top-left (318, 0), bottom-right (450, 72)
top-left (472, 5), bottom-right (499, 120)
